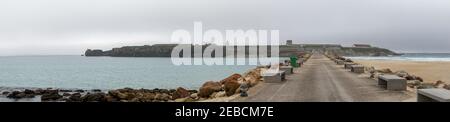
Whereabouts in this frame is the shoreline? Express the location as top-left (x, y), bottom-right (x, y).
top-left (0, 67), bottom-right (265, 102)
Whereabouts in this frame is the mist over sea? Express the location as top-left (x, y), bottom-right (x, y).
top-left (0, 56), bottom-right (266, 90)
top-left (346, 53), bottom-right (450, 62)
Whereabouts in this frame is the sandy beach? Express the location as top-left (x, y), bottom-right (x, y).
top-left (354, 60), bottom-right (450, 84)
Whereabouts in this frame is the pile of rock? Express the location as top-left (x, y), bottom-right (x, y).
top-left (104, 87), bottom-right (197, 102)
top-left (6, 89), bottom-right (36, 99)
top-left (366, 67), bottom-right (394, 79)
top-left (196, 68), bottom-right (262, 101)
top-left (1, 87), bottom-right (199, 102)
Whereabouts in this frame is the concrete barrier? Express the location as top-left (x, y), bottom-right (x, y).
top-left (350, 65), bottom-right (364, 73)
top-left (378, 75), bottom-right (406, 91)
top-left (417, 89), bottom-right (450, 102)
top-left (262, 71), bottom-right (286, 83)
top-left (280, 66), bottom-right (293, 75)
top-left (344, 63), bottom-right (356, 69)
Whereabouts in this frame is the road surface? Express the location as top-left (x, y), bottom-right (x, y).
top-left (236, 53), bottom-right (413, 102)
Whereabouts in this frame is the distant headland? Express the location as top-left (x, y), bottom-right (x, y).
top-left (85, 40), bottom-right (401, 57)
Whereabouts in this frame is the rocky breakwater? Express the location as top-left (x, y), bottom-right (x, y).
top-left (1, 87), bottom-right (198, 102)
top-left (183, 68), bottom-right (263, 102)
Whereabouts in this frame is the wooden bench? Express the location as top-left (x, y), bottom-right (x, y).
top-left (262, 71), bottom-right (286, 83)
top-left (344, 63), bottom-right (356, 69)
top-left (378, 75), bottom-right (407, 91)
top-left (417, 89), bottom-right (450, 102)
top-left (280, 66), bottom-right (293, 75)
top-left (350, 65), bottom-right (364, 73)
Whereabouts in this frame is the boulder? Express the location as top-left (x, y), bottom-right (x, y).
top-left (377, 68), bottom-right (393, 74)
top-left (34, 88), bottom-right (44, 95)
top-left (59, 89), bottom-right (73, 92)
top-left (209, 92), bottom-right (218, 98)
top-left (141, 93), bottom-right (155, 102)
top-left (74, 89), bottom-right (85, 93)
top-left (224, 81), bottom-right (240, 96)
top-left (169, 89), bottom-right (176, 93)
top-left (67, 93), bottom-right (82, 102)
top-left (188, 90), bottom-right (198, 93)
top-left (190, 93), bottom-right (198, 99)
top-left (220, 74), bottom-right (242, 84)
top-left (7, 90), bottom-right (35, 99)
top-left (108, 90), bottom-right (135, 100)
top-left (154, 93), bottom-right (171, 101)
top-left (370, 72), bottom-right (376, 79)
top-left (2, 91), bottom-right (10, 95)
top-left (91, 89), bottom-right (102, 92)
top-left (242, 69), bottom-right (261, 87)
top-left (201, 81), bottom-right (222, 91)
top-left (407, 80), bottom-right (422, 88)
top-left (161, 93), bottom-right (171, 101)
top-left (158, 89), bottom-right (170, 94)
top-left (395, 71), bottom-right (409, 78)
top-left (198, 87), bottom-right (217, 98)
top-left (118, 87), bottom-right (134, 93)
top-left (41, 89), bottom-right (59, 95)
top-left (434, 80), bottom-right (444, 87)
top-left (118, 92), bottom-right (134, 100)
top-left (62, 93), bottom-right (71, 96)
top-left (444, 84), bottom-right (450, 90)
top-left (367, 66), bottom-right (376, 74)
top-left (81, 93), bottom-right (106, 102)
top-left (244, 76), bottom-right (258, 87)
top-left (417, 83), bottom-right (436, 89)
top-left (416, 76), bottom-right (424, 82)
top-left (172, 87), bottom-right (190, 99)
top-left (404, 75), bottom-right (415, 80)
top-left (7, 91), bottom-right (26, 99)
top-left (345, 59), bottom-right (353, 63)
top-left (214, 91), bottom-right (226, 98)
top-left (24, 89), bottom-right (35, 94)
top-left (41, 92), bottom-right (62, 101)
top-left (198, 81), bottom-right (222, 98)
top-left (104, 95), bottom-right (118, 102)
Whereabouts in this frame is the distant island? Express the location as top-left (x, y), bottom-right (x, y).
top-left (85, 40), bottom-right (401, 57)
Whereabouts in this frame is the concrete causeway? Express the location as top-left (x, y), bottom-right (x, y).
top-left (236, 53), bottom-right (413, 102)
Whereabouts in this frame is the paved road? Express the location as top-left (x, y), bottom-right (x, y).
top-left (236, 53), bottom-right (413, 102)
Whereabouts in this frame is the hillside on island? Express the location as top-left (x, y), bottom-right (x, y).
top-left (85, 41), bottom-right (401, 57)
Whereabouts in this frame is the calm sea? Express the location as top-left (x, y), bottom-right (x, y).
top-left (346, 53), bottom-right (450, 62)
top-left (0, 56), bottom-right (263, 90)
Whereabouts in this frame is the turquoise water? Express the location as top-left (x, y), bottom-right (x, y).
top-left (0, 56), bottom-right (256, 90)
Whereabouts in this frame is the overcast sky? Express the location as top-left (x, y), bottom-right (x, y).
top-left (1, 0), bottom-right (450, 56)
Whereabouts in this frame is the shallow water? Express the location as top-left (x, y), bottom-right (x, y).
top-left (0, 56), bottom-right (260, 90)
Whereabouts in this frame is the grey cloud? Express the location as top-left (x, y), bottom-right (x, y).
top-left (0, 0), bottom-right (450, 55)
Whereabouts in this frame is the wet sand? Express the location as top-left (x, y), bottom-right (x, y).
top-left (355, 60), bottom-right (450, 83)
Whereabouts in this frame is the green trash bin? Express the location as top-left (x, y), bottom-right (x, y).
top-left (290, 56), bottom-right (299, 67)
